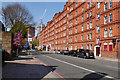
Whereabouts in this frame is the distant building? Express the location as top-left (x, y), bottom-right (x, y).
top-left (32, 36), bottom-right (37, 41)
top-left (26, 26), bottom-right (35, 43)
top-left (37, 22), bottom-right (45, 36)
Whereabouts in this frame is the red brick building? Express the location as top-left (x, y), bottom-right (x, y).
top-left (26, 26), bottom-right (35, 43)
top-left (39, 1), bottom-right (120, 58)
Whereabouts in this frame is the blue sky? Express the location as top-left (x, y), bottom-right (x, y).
top-left (2, 2), bottom-right (66, 36)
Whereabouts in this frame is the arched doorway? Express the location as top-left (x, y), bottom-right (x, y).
top-left (94, 45), bottom-right (101, 57)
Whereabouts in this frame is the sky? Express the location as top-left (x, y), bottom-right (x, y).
top-left (2, 2), bottom-right (66, 36)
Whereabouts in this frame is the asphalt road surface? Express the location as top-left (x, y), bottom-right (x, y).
top-left (30, 51), bottom-right (119, 80)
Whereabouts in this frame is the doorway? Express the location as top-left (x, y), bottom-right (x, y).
top-left (94, 46), bottom-right (101, 57)
top-left (96, 47), bottom-right (100, 56)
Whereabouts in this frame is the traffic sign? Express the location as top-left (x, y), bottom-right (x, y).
top-left (26, 42), bottom-right (29, 46)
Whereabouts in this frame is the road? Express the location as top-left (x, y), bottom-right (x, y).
top-left (30, 51), bottom-right (119, 80)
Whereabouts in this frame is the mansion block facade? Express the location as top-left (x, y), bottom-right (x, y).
top-left (38, 1), bottom-right (120, 58)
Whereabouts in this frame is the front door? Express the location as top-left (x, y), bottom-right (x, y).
top-left (96, 47), bottom-right (100, 56)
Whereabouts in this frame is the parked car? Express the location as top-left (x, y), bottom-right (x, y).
top-left (38, 47), bottom-right (42, 51)
top-left (60, 50), bottom-right (69, 55)
top-left (68, 50), bottom-right (77, 56)
top-left (76, 49), bottom-right (94, 59)
top-left (55, 50), bottom-right (61, 54)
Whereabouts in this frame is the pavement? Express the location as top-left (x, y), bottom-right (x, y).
top-left (95, 56), bottom-right (118, 62)
top-left (2, 51), bottom-right (60, 80)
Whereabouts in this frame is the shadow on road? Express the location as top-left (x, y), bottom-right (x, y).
top-left (80, 72), bottom-right (113, 80)
top-left (2, 59), bottom-right (57, 80)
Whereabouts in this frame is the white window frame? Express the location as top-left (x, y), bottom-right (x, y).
top-left (87, 23), bottom-right (89, 29)
top-left (88, 2), bottom-right (90, 8)
top-left (109, 1), bottom-right (112, 9)
top-left (75, 46), bottom-right (77, 50)
top-left (76, 19), bottom-right (77, 24)
top-left (90, 11), bottom-right (92, 16)
top-left (90, 33), bottom-right (92, 39)
top-left (75, 36), bottom-right (77, 42)
top-left (97, 2), bottom-right (100, 9)
top-left (90, 22), bottom-right (92, 28)
top-left (87, 13), bottom-right (89, 18)
top-left (81, 44), bottom-right (83, 49)
top-left (109, 29), bottom-right (113, 37)
top-left (87, 44), bottom-right (89, 49)
top-left (82, 7), bottom-right (84, 12)
top-left (76, 3), bottom-right (78, 7)
top-left (81, 35), bottom-right (83, 41)
top-left (82, 16), bottom-right (83, 22)
top-left (64, 26), bottom-right (66, 30)
top-left (87, 34), bottom-right (89, 40)
top-left (70, 6), bottom-right (73, 12)
top-left (104, 3), bottom-right (108, 11)
top-left (104, 30), bottom-right (107, 38)
top-left (75, 28), bottom-right (77, 33)
top-left (90, 44), bottom-right (92, 50)
top-left (76, 11), bottom-right (77, 16)
top-left (97, 26), bottom-right (100, 33)
top-left (82, 25), bottom-right (83, 31)
top-left (109, 14), bottom-right (112, 22)
top-left (97, 13), bottom-right (100, 20)
top-left (97, 38), bottom-right (100, 44)
top-left (91, 2), bottom-right (93, 7)
top-left (104, 16), bottom-right (107, 24)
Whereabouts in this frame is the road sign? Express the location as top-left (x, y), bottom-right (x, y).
top-left (26, 42), bottom-right (29, 46)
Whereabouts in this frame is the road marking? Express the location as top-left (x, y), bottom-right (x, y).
top-left (44, 55), bottom-right (115, 79)
top-left (34, 57), bottom-right (66, 80)
top-left (55, 54), bottom-right (119, 69)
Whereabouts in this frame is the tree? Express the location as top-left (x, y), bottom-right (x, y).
top-left (13, 29), bottom-right (23, 56)
top-left (31, 39), bottom-right (39, 46)
top-left (10, 22), bottom-right (27, 38)
top-left (2, 3), bottom-right (35, 28)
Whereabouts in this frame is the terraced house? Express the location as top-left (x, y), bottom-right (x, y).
top-left (38, 1), bottom-right (120, 58)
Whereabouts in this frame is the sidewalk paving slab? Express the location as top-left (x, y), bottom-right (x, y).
top-left (2, 55), bottom-right (60, 79)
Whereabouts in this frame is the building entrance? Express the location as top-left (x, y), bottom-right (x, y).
top-left (96, 47), bottom-right (100, 56)
top-left (94, 45), bottom-right (101, 57)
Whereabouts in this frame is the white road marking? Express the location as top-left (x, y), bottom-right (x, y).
top-left (43, 55), bottom-right (115, 79)
top-left (56, 54), bottom-right (119, 69)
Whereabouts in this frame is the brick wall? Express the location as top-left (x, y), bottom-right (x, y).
top-left (2, 31), bottom-right (13, 55)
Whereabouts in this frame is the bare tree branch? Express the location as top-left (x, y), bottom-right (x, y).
top-left (2, 3), bottom-right (35, 28)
